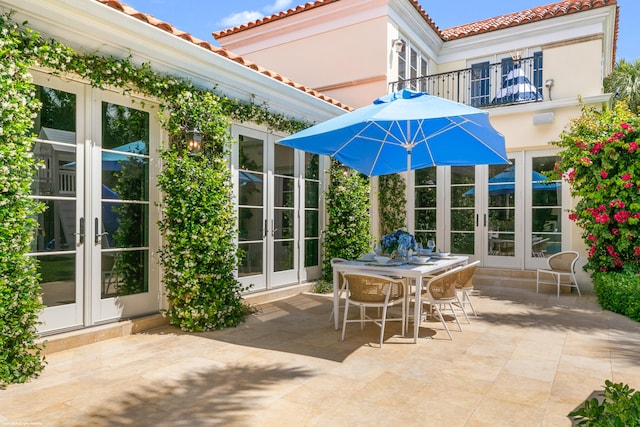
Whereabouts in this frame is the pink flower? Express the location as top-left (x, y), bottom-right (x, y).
top-left (587, 234), bottom-right (597, 242)
top-left (614, 259), bottom-right (624, 268)
top-left (629, 142), bottom-right (638, 153)
top-left (591, 142), bottom-right (604, 154)
top-left (625, 181), bottom-right (634, 188)
top-left (596, 213), bottom-right (610, 224)
top-left (565, 169), bottom-right (576, 182)
top-left (588, 245), bottom-right (597, 258)
top-left (568, 213), bottom-right (578, 221)
top-left (622, 173), bottom-right (632, 181)
top-left (609, 200), bottom-right (625, 209)
top-left (612, 228), bottom-right (619, 236)
top-left (634, 246), bottom-right (640, 257)
top-left (600, 170), bottom-right (608, 179)
top-left (580, 157), bottom-right (592, 166)
top-left (614, 211), bottom-right (630, 223)
top-left (621, 122), bottom-right (634, 132)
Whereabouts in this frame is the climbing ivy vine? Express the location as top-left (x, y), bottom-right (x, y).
top-left (0, 12), bottom-right (312, 384)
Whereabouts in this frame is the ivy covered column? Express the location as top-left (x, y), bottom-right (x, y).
top-left (0, 14), bottom-right (46, 386)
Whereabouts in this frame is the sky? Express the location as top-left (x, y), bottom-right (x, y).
top-left (122, 0), bottom-right (639, 62)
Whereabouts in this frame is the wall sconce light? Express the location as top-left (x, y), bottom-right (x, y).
top-left (392, 38), bottom-right (405, 53)
top-left (186, 127), bottom-right (202, 154)
top-left (544, 79), bottom-right (554, 101)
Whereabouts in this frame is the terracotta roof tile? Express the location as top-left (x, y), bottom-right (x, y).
top-left (94, 0), bottom-right (353, 111)
top-left (214, 0), bottom-right (340, 39)
top-left (440, 0), bottom-right (617, 41)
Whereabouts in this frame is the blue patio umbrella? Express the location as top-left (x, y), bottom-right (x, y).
top-left (64, 140), bottom-right (147, 171)
top-left (278, 89), bottom-right (508, 176)
top-left (464, 166), bottom-right (559, 195)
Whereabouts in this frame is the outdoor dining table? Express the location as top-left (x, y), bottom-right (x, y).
top-left (332, 255), bottom-right (469, 343)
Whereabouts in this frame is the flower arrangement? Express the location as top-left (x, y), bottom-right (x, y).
top-left (381, 229), bottom-right (415, 256)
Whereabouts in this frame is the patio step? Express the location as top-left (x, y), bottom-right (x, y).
top-left (475, 267), bottom-right (538, 290)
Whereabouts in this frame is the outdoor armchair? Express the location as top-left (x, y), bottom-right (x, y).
top-left (455, 260), bottom-right (480, 318)
top-left (341, 272), bottom-right (406, 348)
top-left (536, 251), bottom-right (581, 298)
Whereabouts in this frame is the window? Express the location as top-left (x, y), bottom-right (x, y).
top-left (395, 39), bottom-right (429, 91)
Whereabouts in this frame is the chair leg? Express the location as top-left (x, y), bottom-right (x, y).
top-left (340, 298), bottom-right (350, 341)
top-left (463, 290), bottom-right (478, 317)
top-left (556, 273), bottom-right (561, 298)
top-left (433, 303), bottom-right (453, 340)
top-left (380, 305), bottom-right (389, 348)
top-left (447, 302), bottom-right (463, 332)
top-left (455, 294), bottom-right (470, 324)
top-left (536, 270), bottom-right (540, 294)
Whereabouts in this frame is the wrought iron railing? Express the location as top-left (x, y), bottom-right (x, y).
top-left (389, 55), bottom-right (544, 108)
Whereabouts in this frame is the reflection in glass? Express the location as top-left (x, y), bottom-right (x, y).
top-left (305, 153), bottom-right (319, 180)
top-left (239, 242), bottom-right (263, 277)
top-left (531, 156), bottom-right (561, 257)
top-left (274, 241), bottom-right (294, 272)
top-left (274, 144), bottom-right (294, 176)
top-left (238, 178), bottom-right (263, 207)
top-left (239, 208), bottom-right (264, 241)
top-left (32, 200), bottom-right (75, 253)
top-left (101, 203), bottom-right (149, 249)
top-left (305, 181), bottom-right (319, 208)
top-left (239, 135), bottom-right (263, 171)
top-left (108, 250), bottom-right (148, 296)
top-left (305, 239), bottom-right (319, 268)
top-left (305, 211), bottom-right (319, 238)
top-left (450, 166), bottom-right (475, 255)
top-left (274, 176), bottom-right (295, 208)
top-left (415, 167), bottom-right (437, 246)
top-left (274, 209), bottom-right (294, 239)
top-left (37, 254), bottom-right (75, 307)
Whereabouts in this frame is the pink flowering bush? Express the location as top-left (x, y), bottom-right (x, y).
top-left (551, 102), bottom-right (640, 273)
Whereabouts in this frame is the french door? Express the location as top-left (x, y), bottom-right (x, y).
top-left (234, 126), bottom-right (298, 291)
top-left (31, 72), bottom-right (159, 334)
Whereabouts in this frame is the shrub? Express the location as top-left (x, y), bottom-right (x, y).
top-left (551, 102), bottom-right (640, 273)
top-left (592, 271), bottom-right (640, 321)
top-left (0, 13), bottom-right (47, 387)
top-left (569, 380), bottom-right (640, 426)
top-left (322, 160), bottom-right (372, 281)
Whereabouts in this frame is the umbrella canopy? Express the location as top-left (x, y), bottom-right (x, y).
top-left (64, 140), bottom-right (147, 171)
top-left (278, 89), bottom-right (508, 176)
top-left (464, 166), bottom-right (559, 195)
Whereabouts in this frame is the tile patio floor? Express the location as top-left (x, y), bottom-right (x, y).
top-left (2, 283), bottom-right (640, 426)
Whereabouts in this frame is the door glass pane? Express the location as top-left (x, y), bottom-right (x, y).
top-left (101, 102), bottom-right (149, 296)
top-left (274, 145), bottom-right (294, 176)
top-left (414, 167), bottom-right (436, 244)
top-left (274, 241), bottom-right (294, 272)
top-left (239, 242), bottom-right (263, 277)
top-left (32, 86), bottom-right (77, 307)
top-left (488, 162), bottom-right (515, 257)
top-left (238, 135), bottom-right (264, 277)
top-left (304, 153), bottom-right (320, 267)
top-left (36, 254), bottom-right (75, 307)
top-left (531, 156), bottom-right (561, 257)
top-left (450, 166), bottom-right (475, 254)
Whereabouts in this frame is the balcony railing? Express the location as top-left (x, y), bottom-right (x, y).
top-left (389, 56), bottom-right (544, 108)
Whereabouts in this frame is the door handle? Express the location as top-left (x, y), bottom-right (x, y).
top-left (95, 217), bottom-right (109, 244)
top-left (74, 217), bottom-right (85, 245)
top-left (476, 214), bottom-right (479, 227)
top-left (271, 219), bottom-right (278, 238)
top-left (484, 214), bottom-right (487, 227)
top-left (264, 219), bottom-right (268, 238)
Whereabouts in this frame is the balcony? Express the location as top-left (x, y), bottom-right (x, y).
top-left (389, 55), bottom-right (544, 109)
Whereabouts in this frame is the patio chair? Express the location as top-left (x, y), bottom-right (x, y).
top-left (532, 238), bottom-right (549, 257)
top-left (455, 260), bottom-right (480, 318)
top-left (328, 258), bottom-right (348, 322)
top-left (341, 272), bottom-right (406, 348)
top-left (420, 267), bottom-right (464, 340)
top-left (536, 250), bottom-right (581, 298)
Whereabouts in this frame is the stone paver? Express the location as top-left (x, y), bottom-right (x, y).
top-left (2, 284), bottom-right (640, 426)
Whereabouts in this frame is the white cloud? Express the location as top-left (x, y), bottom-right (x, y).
top-left (263, 0), bottom-right (294, 14)
top-left (218, 0), bottom-right (294, 28)
top-left (219, 11), bottom-right (265, 28)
